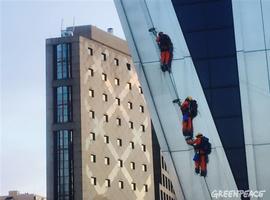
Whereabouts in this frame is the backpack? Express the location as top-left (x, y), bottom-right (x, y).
top-left (159, 34), bottom-right (173, 51)
top-left (200, 136), bottom-right (211, 155)
top-left (189, 100), bottom-right (198, 118)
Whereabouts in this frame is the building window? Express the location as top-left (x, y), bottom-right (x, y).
top-left (130, 162), bottom-right (135, 170)
top-left (131, 183), bottom-right (136, 191)
top-left (54, 130), bottom-right (73, 199)
top-left (141, 144), bottom-right (146, 152)
top-left (126, 63), bottom-right (131, 71)
top-left (128, 102), bottom-right (133, 109)
top-left (129, 141), bottom-right (134, 149)
top-left (116, 118), bottom-right (121, 126)
top-left (162, 175), bottom-right (165, 186)
top-left (103, 114), bottom-right (109, 123)
top-left (119, 181), bottom-right (124, 189)
top-left (139, 105), bottom-right (144, 113)
top-left (144, 184), bottom-right (148, 192)
top-left (116, 98), bottom-right (120, 105)
top-left (140, 125), bottom-right (145, 132)
top-left (114, 78), bottom-right (120, 86)
top-left (139, 86), bottom-right (143, 94)
top-left (118, 159), bottom-right (123, 167)
top-left (91, 177), bottom-right (96, 185)
top-left (54, 43), bottom-right (71, 80)
top-left (101, 53), bottom-right (106, 61)
top-left (129, 121), bottom-right (134, 129)
top-left (105, 179), bottom-right (111, 187)
top-left (89, 110), bottom-right (95, 119)
top-left (142, 164), bottom-right (147, 172)
top-left (90, 154), bottom-right (96, 163)
top-left (88, 68), bottom-right (94, 76)
top-left (104, 135), bottom-right (109, 144)
top-left (105, 157), bottom-right (110, 165)
top-left (102, 93), bottom-right (108, 102)
top-left (89, 89), bottom-right (94, 97)
top-left (114, 58), bottom-right (119, 66)
top-left (117, 138), bottom-right (122, 147)
top-left (127, 82), bottom-right (132, 90)
top-left (90, 132), bottom-right (95, 141)
top-left (54, 86), bottom-right (72, 123)
top-left (102, 73), bottom-right (107, 81)
top-left (88, 47), bottom-right (93, 55)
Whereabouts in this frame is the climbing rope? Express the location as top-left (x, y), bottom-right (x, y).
top-left (204, 177), bottom-right (213, 200)
top-left (142, 1), bottom-right (216, 199)
top-left (169, 71), bottom-right (181, 101)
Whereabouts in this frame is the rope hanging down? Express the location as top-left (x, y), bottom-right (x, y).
top-left (148, 26), bottom-right (181, 102)
top-left (145, 1), bottom-right (181, 103)
top-left (144, 2), bottom-right (213, 199)
top-left (204, 177), bottom-right (213, 200)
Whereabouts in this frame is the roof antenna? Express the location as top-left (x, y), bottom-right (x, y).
top-left (61, 18), bottom-right (65, 37)
top-left (72, 16), bottom-right (75, 33)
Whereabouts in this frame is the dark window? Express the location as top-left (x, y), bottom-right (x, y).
top-left (126, 63), bottom-right (131, 70)
top-left (139, 105), bottom-right (144, 113)
top-left (129, 121), bottom-right (134, 129)
top-left (128, 101), bottom-right (133, 109)
top-left (88, 47), bottom-right (93, 56)
top-left (54, 86), bottom-right (72, 123)
top-left (54, 130), bottom-right (73, 200)
top-left (101, 53), bottom-right (107, 61)
top-left (88, 68), bottom-right (94, 77)
top-left (139, 86), bottom-right (143, 94)
top-left (114, 58), bottom-right (119, 66)
top-left (102, 73), bottom-right (107, 81)
top-left (116, 98), bottom-right (120, 105)
top-left (54, 43), bottom-right (71, 80)
top-left (127, 82), bottom-right (132, 90)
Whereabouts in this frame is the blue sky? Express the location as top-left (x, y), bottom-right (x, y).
top-left (0, 0), bottom-right (124, 196)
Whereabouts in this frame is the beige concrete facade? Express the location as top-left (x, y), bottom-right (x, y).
top-left (0, 191), bottom-right (46, 200)
top-left (46, 25), bottom-right (156, 200)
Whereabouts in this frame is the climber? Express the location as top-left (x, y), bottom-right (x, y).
top-left (188, 133), bottom-right (211, 177)
top-left (148, 27), bottom-right (174, 73)
top-left (172, 96), bottom-right (198, 143)
top-left (156, 32), bottom-right (173, 72)
top-left (180, 97), bottom-right (193, 142)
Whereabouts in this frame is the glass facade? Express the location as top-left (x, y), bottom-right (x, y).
top-left (171, 0), bottom-right (249, 192)
top-left (54, 86), bottom-right (72, 123)
top-left (54, 130), bottom-right (74, 200)
top-left (54, 43), bottom-right (71, 79)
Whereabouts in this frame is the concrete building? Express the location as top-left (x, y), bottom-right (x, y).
top-left (46, 25), bottom-right (176, 200)
top-left (0, 191), bottom-right (46, 200)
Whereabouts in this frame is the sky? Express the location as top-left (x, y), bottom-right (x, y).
top-left (0, 0), bottom-right (124, 196)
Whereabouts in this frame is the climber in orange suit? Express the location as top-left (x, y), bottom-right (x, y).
top-left (188, 133), bottom-right (207, 177)
top-left (180, 97), bottom-right (193, 142)
top-left (156, 32), bottom-right (173, 72)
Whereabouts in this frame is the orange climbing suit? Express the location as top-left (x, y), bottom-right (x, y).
top-left (156, 36), bottom-right (172, 65)
top-left (160, 51), bottom-right (171, 65)
top-left (181, 100), bottom-right (193, 137)
top-left (189, 137), bottom-right (207, 173)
